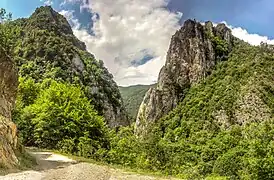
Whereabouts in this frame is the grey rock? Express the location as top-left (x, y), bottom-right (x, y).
top-left (72, 55), bottom-right (85, 72)
top-left (136, 20), bottom-right (234, 135)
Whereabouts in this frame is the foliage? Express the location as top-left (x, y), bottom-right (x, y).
top-left (119, 84), bottom-right (155, 121)
top-left (0, 8), bottom-right (12, 21)
top-left (211, 35), bottom-right (229, 59)
top-left (3, 6), bottom-right (274, 179)
top-left (140, 43), bottom-right (274, 178)
top-left (6, 6), bottom-right (127, 126)
top-left (14, 79), bottom-right (109, 157)
top-left (97, 43), bottom-right (274, 179)
top-left (206, 31), bottom-right (229, 60)
top-left (102, 120), bottom-right (274, 179)
top-left (106, 127), bottom-right (140, 167)
top-left (0, 9), bottom-right (21, 54)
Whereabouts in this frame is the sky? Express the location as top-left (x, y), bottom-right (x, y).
top-left (1, 0), bottom-right (274, 86)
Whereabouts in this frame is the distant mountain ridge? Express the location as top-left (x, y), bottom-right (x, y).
top-left (119, 84), bottom-right (155, 121)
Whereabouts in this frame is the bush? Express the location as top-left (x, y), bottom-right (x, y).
top-left (15, 79), bottom-right (109, 156)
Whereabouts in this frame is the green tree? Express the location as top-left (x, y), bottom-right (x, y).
top-left (0, 8), bottom-right (21, 54)
top-left (0, 8), bottom-right (12, 22)
top-left (15, 79), bottom-right (109, 156)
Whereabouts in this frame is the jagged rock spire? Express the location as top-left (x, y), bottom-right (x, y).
top-left (135, 19), bottom-right (235, 135)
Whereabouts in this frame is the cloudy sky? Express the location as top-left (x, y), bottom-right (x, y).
top-left (1, 0), bottom-right (274, 86)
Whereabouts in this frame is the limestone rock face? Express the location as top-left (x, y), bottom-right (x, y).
top-left (136, 20), bottom-right (234, 135)
top-left (0, 47), bottom-right (19, 168)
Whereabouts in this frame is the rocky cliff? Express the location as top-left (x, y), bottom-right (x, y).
top-left (136, 20), bottom-right (235, 135)
top-left (11, 6), bottom-right (128, 127)
top-left (0, 47), bottom-right (18, 168)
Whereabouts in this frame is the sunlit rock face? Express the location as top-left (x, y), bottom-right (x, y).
top-left (0, 47), bottom-right (19, 168)
top-left (135, 20), bottom-right (235, 135)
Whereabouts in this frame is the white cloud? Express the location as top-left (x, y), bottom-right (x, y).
top-left (64, 0), bottom-right (182, 86)
top-left (60, 0), bottom-right (82, 7)
top-left (220, 21), bottom-right (274, 45)
top-left (41, 0), bottom-right (53, 6)
top-left (59, 10), bottom-right (81, 29)
top-left (60, 1), bottom-right (274, 86)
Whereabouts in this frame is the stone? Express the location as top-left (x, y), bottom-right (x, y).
top-left (72, 55), bottom-right (85, 72)
top-left (135, 19), bottom-right (234, 135)
top-left (0, 47), bottom-right (19, 168)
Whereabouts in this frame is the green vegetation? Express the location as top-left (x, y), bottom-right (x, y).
top-left (14, 78), bottom-right (109, 158)
top-left (206, 31), bottom-right (229, 61)
top-left (0, 8), bottom-right (19, 53)
top-left (5, 6), bottom-right (127, 160)
top-left (0, 6), bottom-right (125, 170)
top-left (2, 6), bottom-right (274, 179)
top-left (119, 84), bottom-right (155, 120)
top-left (105, 43), bottom-right (274, 179)
top-left (6, 6), bottom-right (127, 127)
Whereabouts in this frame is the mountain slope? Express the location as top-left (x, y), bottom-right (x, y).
top-left (115, 21), bottom-right (274, 179)
top-left (11, 6), bottom-right (128, 127)
top-left (136, 20), bottom-right (235, 135)
top-left (119, 84), bottom-right (155, 121)
top-left (142, 41), bottom-right (274, 179)
top-left (127, 20), bottom-right (274, 178)
top-left (159, 42), bottom-right (274, 134)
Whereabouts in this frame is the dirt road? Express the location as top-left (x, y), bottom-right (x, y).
top-left (0, 151), bottom-right (177, 180)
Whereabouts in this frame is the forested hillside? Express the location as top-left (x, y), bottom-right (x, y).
top-left (108, 39), bottom-right (274, 180)
top-left (145, 42), bottom-right (274, 179)
top-left (0, 6), bottom-right (128, 161)
top-left (11, 6), bottom-right (128, 128)
top-left (1, 5), bottom-right (274, 180)
top-left (119, 84), bottom-right (155, 121)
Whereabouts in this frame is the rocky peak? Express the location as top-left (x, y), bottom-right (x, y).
top-left (28, 6), bottom-right (73, 35)
top-left (135, 19), bottom-right (235, 135)
top-left (12, 6), bottom-right (128, 128)
top-left (0, 47), bottom-right (19, 168)
top-left (25, 6), bottom-right (86, 50)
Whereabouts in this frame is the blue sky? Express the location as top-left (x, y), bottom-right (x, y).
top-left (1, 0), bottom-right (274, 38)
top-left (1, 0), bottom-right (274, 86)
top-left (168, 0), bottom-right (274, 39)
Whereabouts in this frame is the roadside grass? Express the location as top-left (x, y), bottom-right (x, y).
top-left (16, 146), bottom-right (37, 170)
top-left (54, 152), bottom-right (228, 180)
top-left (1, 147), bottom-right (228, 179)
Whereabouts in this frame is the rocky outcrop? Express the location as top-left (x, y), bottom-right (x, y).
top-left (136, 20), bottom-right (235, 135)
top-left (0, 47), bottom-right (18, 168)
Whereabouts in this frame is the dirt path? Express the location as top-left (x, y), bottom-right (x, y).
top-left (0, 151), bottom-right (177, 180)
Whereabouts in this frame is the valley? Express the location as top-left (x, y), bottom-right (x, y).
top-left (1, 4), bottom-right (274, 180)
